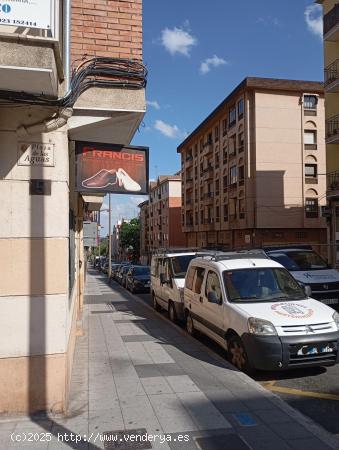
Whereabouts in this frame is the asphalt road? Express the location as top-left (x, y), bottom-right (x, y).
top-left (132, 290), bottom-right (339, 437)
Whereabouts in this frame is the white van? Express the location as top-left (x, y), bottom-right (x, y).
top-left (265, 246), bottom-right (339, 308)
top-left (184, 251), bottom-right (339, 372)
top-left (151, 252), bottom-right (197, 322)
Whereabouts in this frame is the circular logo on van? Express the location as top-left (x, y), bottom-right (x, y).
top-left (271, 303), bottom-right (314, 319)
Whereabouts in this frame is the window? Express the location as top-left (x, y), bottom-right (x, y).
top-left (200, 210), bottom-right (204, 224)
top-left (223, 175), bottom-right (228, 192)
top-left (304, 95), bottom-right (317, 110)
top-left (216, 206), bottom-right (220, 222)
top-left (238, 131), bottom-right (244, 151)
top-left (222, 118), bottom-right (227, 136)
top-left (304, 130), bottom-right (317, 149)
top-left (193, 267), bottom-right (205, 294)
top-left (224, 204), bottom-right (228, 221)
top-left (207, 132), bottom-right (212, 144)
top-left (205, 271), bottom-right (222, 303)
top-left (239, 165), bottom-right (245, 183)
top-left (305, 164), bottom-right (317, 178)
top-left (186, 266), bottom-right (195, 290)
top-left (215, 179), bottom-right (220, 195)
top-left (239, 199), bottom-right (245, 219)
top-left (305, 198), bottom-right (319, 218)
top-left (229, 106), bottom-right (236, 127)
top-left (215, 125), bottom-right (219, 142)
top-left (230, 165), bottom-right (237, 185)
top-left (229, 134), bottom-right (236, 155)
top-left (237, 99), bottom-right (244, 119)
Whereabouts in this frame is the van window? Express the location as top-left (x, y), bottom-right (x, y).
top-left (186, 266), bottom-right (195, 290)
top-left (205, 271), bottom-right (222, 303)
top-left (171, 255), bottom-right (196, 278)
top-left (193, 267), bottom-right (205, 294)
top-left (151, 258), bottom-right (162, 277)
top-left (268, 250), bottom-right (328, 271)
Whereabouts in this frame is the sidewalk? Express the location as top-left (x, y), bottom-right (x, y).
top-left (1, 269), bottom-right (338, 450)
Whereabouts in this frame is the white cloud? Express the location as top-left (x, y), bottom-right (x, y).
top-left (146, 100), bottom-right (160, 110)
top-left (154, 119), bottom-right (186, 139)
top-left (200, 55), bottom-right (228, 75)
top-left (161, 26), bottom-right (197, 56)
top-left (305, 4), bottom-right (323, 38)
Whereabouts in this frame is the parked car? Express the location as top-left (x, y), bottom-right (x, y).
top-left (126, 266), bottom-right (151, 293)
top-left (265, 246), bottom-right (339, 308)
top-left (151, 251), bottom-right (197, 322)
top-left (110, 263), bottom-right (121, 279)
top-left (120, 265), bottom-right (131, 287)
top-left (183, 250), bottom-right (339, 373)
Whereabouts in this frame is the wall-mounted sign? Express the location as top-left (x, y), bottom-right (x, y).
top-left (75, 141), bottom-right (149, 195)
top-left (0, 0), bottom-right (54, 30)
top-left (18, 142), bottom-right (55, 167)
top-left (83, 221), bottom-right (98, 247)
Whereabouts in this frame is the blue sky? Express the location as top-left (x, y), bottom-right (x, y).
top-left (100, 0), bottom-right (324, 235)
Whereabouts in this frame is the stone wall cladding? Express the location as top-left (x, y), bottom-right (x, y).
top-left (71, 0), bottom-right (142, 64)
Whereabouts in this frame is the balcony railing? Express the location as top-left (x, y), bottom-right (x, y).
top-left (325, 58), bottom-right (339, 87)
top-left (327, 171), bottom-right (339, 192)
top-left (326, 114), bottom-right (339, 142)
top-left (324, 4), bottom-right (339, 36)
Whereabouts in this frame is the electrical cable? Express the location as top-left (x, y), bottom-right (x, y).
top-left (0, 57), bottom-right (147, 107)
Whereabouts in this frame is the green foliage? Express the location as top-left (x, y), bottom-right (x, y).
top-left (93, 239), bottom-right (108, 256)
top-left (120, 218), bottom-right (140, 258)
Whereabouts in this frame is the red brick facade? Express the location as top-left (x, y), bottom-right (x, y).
top-left (71, 0), bottom-right (142, 64)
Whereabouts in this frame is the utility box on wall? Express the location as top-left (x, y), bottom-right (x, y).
top-left (83, 221), bottom-right (98, 247)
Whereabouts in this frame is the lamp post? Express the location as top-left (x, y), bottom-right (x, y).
top-left (100, 194), bottom-right (112, 278)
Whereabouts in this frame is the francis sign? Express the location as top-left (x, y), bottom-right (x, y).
top-left (75, 141), bottom-right (149, 195)
top-left (0, 0), bottom-right (54, 30)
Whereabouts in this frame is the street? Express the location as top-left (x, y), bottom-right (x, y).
top-left (124, 286), bottom-right (339, 438)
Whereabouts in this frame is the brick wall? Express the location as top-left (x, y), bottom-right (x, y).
top-left (71, 0), bottom-right (142, 65)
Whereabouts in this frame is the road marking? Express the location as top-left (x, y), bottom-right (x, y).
top-left (263, 383), bottom-right (339, 401)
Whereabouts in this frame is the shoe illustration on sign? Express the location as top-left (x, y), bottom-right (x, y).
top-left (82, 168), bottom-right (141, 192)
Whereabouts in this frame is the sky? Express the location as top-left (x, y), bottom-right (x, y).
top-left (99, 0), bottom-right (324, 236)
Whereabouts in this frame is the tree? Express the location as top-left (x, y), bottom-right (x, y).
top-left (120, 218), bottom-right (140, 260)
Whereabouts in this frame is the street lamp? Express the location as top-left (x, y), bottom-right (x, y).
top-left (100, 193), bottom-right (112, 278)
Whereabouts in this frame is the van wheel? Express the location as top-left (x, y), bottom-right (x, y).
top-left (168, 301), bottom-right (177, 323)
top-left (227, 335), bottom-right (254, 374)
top-left (186, 312), bottom-right (195, 336)
top-left (152, 293), bottom-right (161, 312)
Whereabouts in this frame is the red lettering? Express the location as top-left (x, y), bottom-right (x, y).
top-left (103, 151), bottom-right (112, 159)
top-left (93, 151), bottom-right (103, 158)
top-left (112, 152), bottom-right (122, 160)
top-left (135, 154), bottom-right (144, 162)
top-left (82, 147), bottom-right (93, 157)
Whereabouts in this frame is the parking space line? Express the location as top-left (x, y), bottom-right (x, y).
top-left (263, 383), bottom-right (339, 401)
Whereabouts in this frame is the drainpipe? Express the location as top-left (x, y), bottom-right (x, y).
top-left (64, 0), bottom-right (72, 93)
top-left (17, 108), bottom-right (73, 137)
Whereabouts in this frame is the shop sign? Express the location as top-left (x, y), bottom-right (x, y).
top-left (76, 141), bottom-right (149, 196)
top-left (0, 0), bottom-right (54, 30)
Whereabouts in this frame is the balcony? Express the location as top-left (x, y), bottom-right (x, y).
top-left (327, 171), bottom-right (339, 199)
top-left (324, 4), bottom-right (339, 41)
top-left (202, 141), bottom-right (213, 155)
top-left (325, 58), bottom-right (339, 92)
top-left (326, 115), bottom-right (339, 143)
top-left (186, 177), bottom-right (194, 188)
top-left (185, 155), bottom-right (193, 167)
top-left (203, 192), bottom-right (214, 204)
top-left (202, 165), bottom-right (214, 180)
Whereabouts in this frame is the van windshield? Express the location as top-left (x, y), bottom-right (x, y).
top-left (223, 268), bottom-right (306, 302)
top-left (171, 255), bottom-right (196, 278)
top-left (268, 251), bottom-right (329, 271)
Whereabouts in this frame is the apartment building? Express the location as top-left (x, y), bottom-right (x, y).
top-left (140, 176), bottom-right (186, 256)
top-left (317, 1), bottom-right (339, 266)
top-left (0, 1), bottom-right (145, 413)
top-left (139, 199), bottom-right (150, 264)
top-left (178, 77), bottom-right (327, 254)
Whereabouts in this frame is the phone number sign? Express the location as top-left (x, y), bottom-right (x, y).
top-left (0, 0), bottom-right (54, 30)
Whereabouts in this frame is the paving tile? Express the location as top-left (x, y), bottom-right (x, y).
top-left (165, 376), bottom-right (200, 393)
top-left (141, 377), bottom-right (173, 395)
top-left (269, 422), bottom-right (314, 440)
top-left (286, 437), bottom-right (333, 450)
top-left (148, 394), bottom-right (199, 433)
top-left (177, 392), bottom-right (232, 431)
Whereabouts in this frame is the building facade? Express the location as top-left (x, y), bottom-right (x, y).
top-left (0, 0), bottom-right (145, 413)
top-left (178, 78), bottom-right (327, 255)
top-left (318, 0), bottom-right (339, 266)
top-left (139, 200), bottom-right (150, 264)
top-left (140, 176), bottom-right (186, 257)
